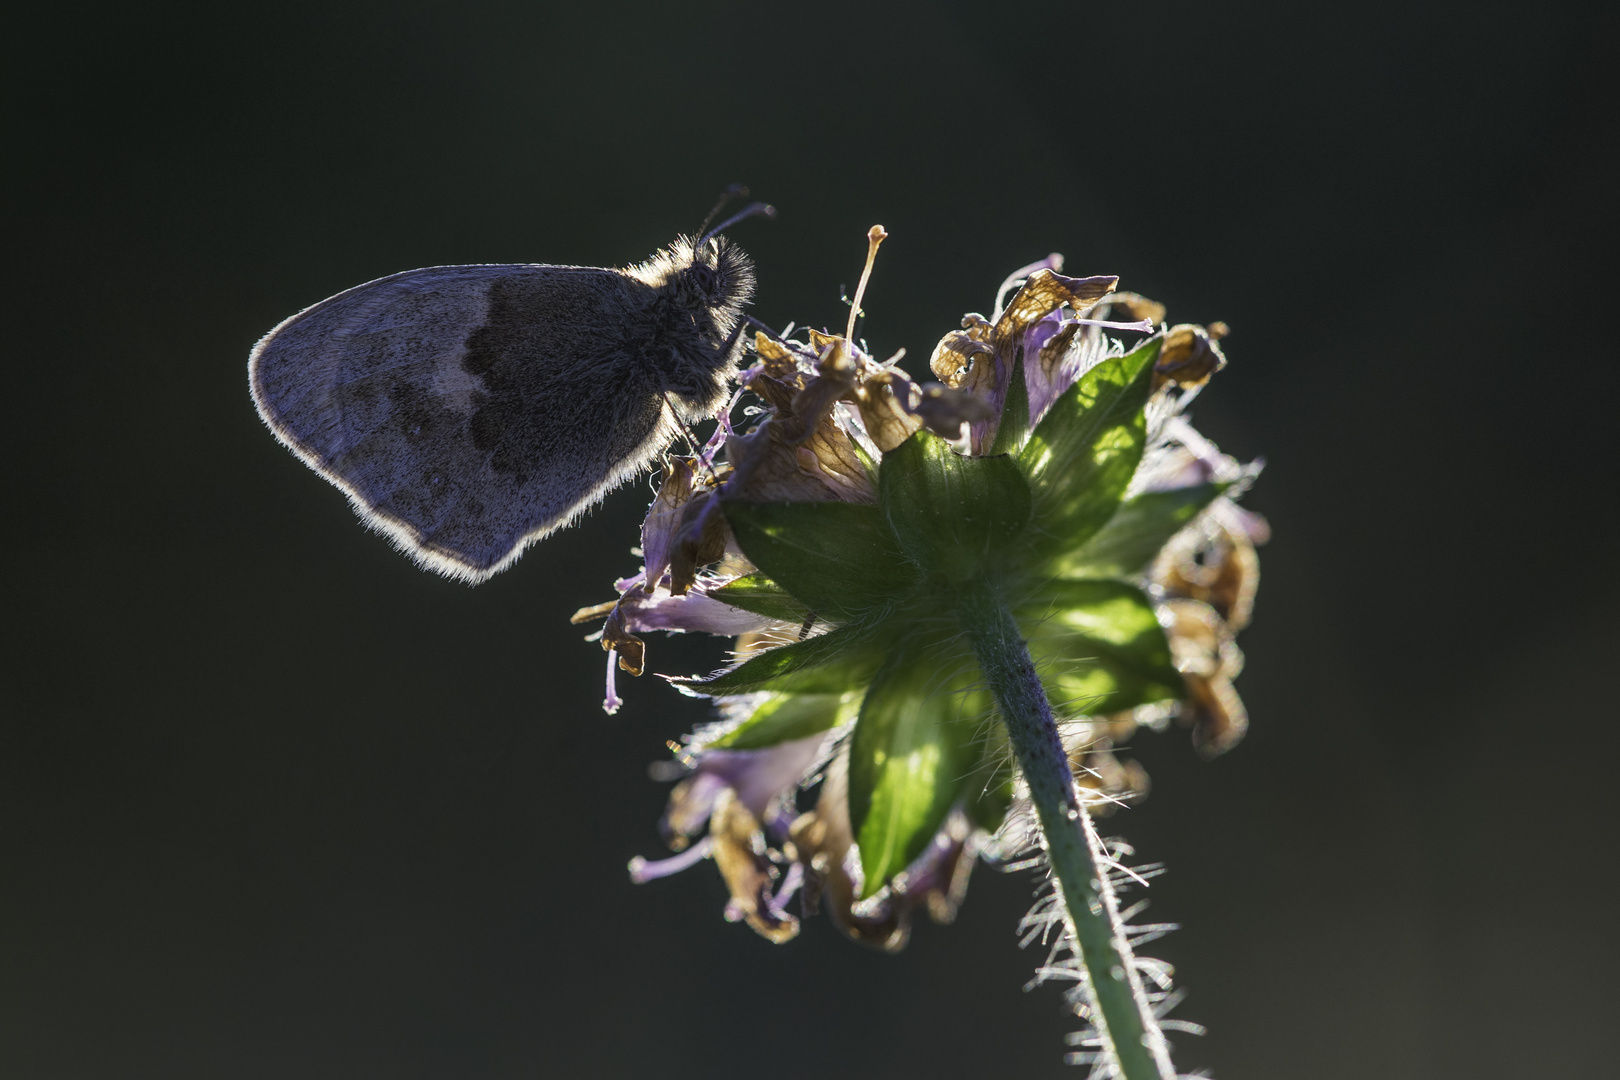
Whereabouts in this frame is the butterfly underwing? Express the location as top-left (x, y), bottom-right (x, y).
top-left (249, 232), bottom-right (755, 584)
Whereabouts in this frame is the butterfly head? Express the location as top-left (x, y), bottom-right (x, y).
top-left (677, 235), bottom-right (753, 312)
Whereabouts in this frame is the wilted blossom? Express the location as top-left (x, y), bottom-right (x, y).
top-left (574, 230), bottom-right (1266, 950)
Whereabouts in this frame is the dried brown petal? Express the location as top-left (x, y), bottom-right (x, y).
top-left (852, 372), bottom-right (923, 451)
top-left (796, 418), bottom-right (879, 498)
top-left (1155, 510), bottom-right (1260, 631)
top-left (661, 773), bottom-right (722, 850)
top-left (787, 761), bottom-right (980, 950)
top-left (769, 339), bottom-right (856, 446)
top-left (1161, 598), bottom-right (1229, 679)
top-left (641, 456), bottom-right (698, 592)
top-left (928, 318), bottom-right (1007, 454)
top-left (1183, 670), bottom-right (1249, 758)
top-left (1153, 323), bottom-right (1228, 390)
top-left (600, 603), bottom-right (646, 676)
top-left (789, 752), bottom-right (910, 952)
top-left (752, 331), bottom-right (802, 381)
top-left (1089, 291), bottom-right (1167, 326)
top-left (805, 328), bottom-right (842, 353)
top-left (668, 491), bottom-right (731, 596)
top-left (568, 598), bottom-right (616, 626)
top-left (723, 365), bottom-right (876, 504)
top-left (747, 370), bottom-right (797, 413)
top-left (710, 788), bottom-right (800, 944)
top-left (994, 269), bottom-right (1118, 339)
top-left (1158, 597), bottom-right (1250, 756)
top-left (928, 328), bottom-right (995, 388)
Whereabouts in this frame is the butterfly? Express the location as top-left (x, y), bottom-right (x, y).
top-left (249, 194), bottom-right (771, 584)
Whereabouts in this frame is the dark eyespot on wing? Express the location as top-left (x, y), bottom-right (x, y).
top-left (249, 263), bottom-right (673, 582)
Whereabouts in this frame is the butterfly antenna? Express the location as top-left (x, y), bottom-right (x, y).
top-left (746, 315), bottom-right (796, 348)
top-left (697, 184), bottom-right (749, 238)
top-left (701, 200), bottom-right (777, 243)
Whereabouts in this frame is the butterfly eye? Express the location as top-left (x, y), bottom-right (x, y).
top-left (689, 263), bottom-right (720, 296)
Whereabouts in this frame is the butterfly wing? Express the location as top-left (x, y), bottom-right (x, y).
top-left (250, 264), bottom-right (675, 582)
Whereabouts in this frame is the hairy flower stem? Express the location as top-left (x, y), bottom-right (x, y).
top-left (959, 579), bottom-right (1176, 1080)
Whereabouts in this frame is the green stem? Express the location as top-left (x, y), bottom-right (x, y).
top-left (958, 580), bottom-right (1176, 1080)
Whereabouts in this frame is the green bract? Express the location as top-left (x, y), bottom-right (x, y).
top-left (707, 691), bottom-right (863, 751)
top-left (694, 334), bottom-right (1204, 894)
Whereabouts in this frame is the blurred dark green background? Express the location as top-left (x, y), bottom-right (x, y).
top-left (5, 2), bottom-right (1616, 1077)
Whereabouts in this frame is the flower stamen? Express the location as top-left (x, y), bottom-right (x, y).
top-left (844, 224), bottom-right (888, 344)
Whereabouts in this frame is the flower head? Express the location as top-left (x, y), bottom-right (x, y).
top-left (574, 229), bottom-right (1265, 946)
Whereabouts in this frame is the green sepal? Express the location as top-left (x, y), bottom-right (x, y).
top-left (672, 617), bottom-right (890, 695)
top-left (1018, 336), bottom-right (1162, 562)
top-left (879, 430), bottom-right (1032, 582)
top-left (988, 342), bottom-right (1031, 456)
top-left (708, 572), bottom-right (813, 624)
top-left (846, 640), bottom-right (986, 897)
top-left (1054, 481), bottom-right (1227, 579)
top-left (721, 501), bottom-right (911, 621)
top-left (708, 690), bottom-right (861, 750)
top-left (1019, 579), bottom-right (1182, 716)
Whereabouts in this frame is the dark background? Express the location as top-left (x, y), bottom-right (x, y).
top-left (5, 2), bottom-right (1617, 1077)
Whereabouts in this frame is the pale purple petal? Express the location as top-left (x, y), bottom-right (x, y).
top-left (767, 860), bottom-right (804, 918)
top-left (617, 586), bottom-right (778, 637)
top-left (603, 649), bottom-right (624, 715)
top-left (1026, 320), bottom-right (1117, 430)
top-left (703, 389), bottom-right (743, 465)
top-left (1023, 312), bottom-right (1159, 430)
top-left (1136, 448), bottom-right (1217, 494)
top-left (692, 733), bottom-right (828, 818)
top-left (628, 836), bottom-right (714, 883)
top-left (1021, 310), bottom-right (1070, 429)
top-left (1073, 316), bottom-right (1156, 334)
top-left (1217, 499), bottom-right (1272, 545)
top-left (639, 459), bottom-right (696, 594)
top-left (965, 353), bottom-right (1009, 455)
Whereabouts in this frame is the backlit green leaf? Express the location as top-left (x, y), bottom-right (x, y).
top-left (1054, 482), bottom-right (1226, 579)
top-left (1018, 580), bottom-right (1181, 716)
top-left (1018, 336), bottom-right (1161, 562)
top-left (880, 430), bottom-right (1032, 582)
top-left (708, 572), bottom-right (812, 624)
top-left (847, 641), bottom-right (987, 897)
top-left (722, 501), bottom-right (911, 621)
top-left (709, 690), bottom-right (862, 750)
top-left (673, 617), bottom-right (891, 695)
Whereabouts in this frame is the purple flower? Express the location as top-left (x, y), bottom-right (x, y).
top-left (578, 236), bottom-right (1265, 951)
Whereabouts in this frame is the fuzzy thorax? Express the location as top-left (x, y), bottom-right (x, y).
top-left (625, 235), bottom-right (757, 414)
